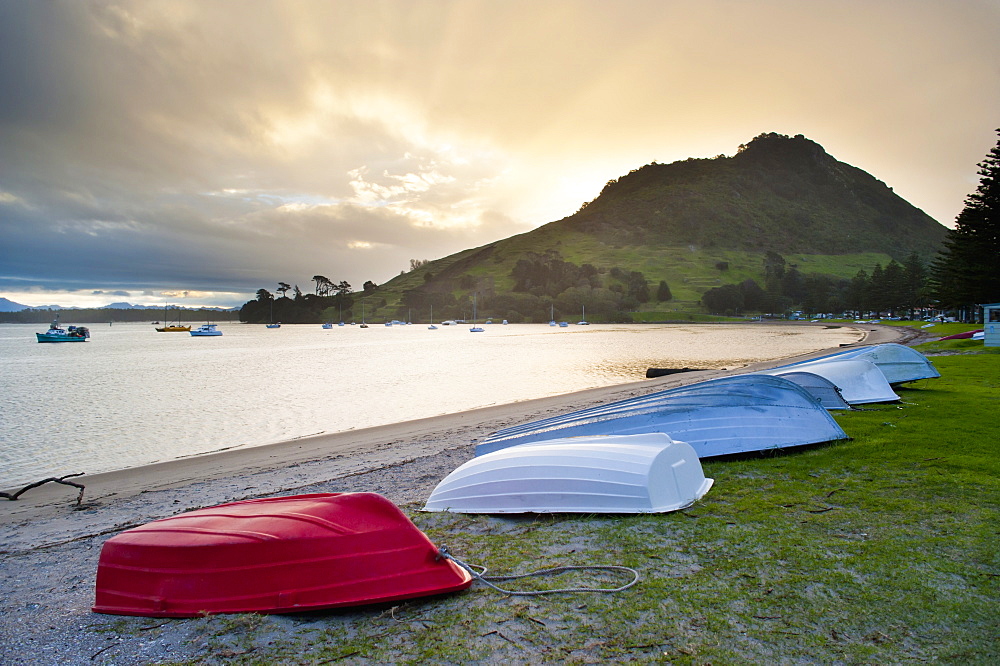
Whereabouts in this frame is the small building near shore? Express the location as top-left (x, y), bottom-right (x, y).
top-left (984, 303), bottom-right (1000, 347)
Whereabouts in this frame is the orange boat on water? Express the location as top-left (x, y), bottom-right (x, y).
top-left (93, 493), bottom-right (472, 617)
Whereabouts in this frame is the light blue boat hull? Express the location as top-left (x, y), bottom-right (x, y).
top-left (476, 375), bottom-right (848, 459)
top-left (778, 343), bottom-right (939, 385)
top-left (36, 334), bottom-right (87, 342)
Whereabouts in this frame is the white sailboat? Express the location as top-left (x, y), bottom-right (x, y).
top-left (469, 294), bottom-right (484, 332)
top-left (266, 299), bottom-right (280, 328)
top-left (577, 305), bottom-right (589, 325)
top-left (428, 305), bottom-right (438, 330)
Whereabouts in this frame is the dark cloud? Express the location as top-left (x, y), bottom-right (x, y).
top-left (1, 0), bottom-right (998, 307)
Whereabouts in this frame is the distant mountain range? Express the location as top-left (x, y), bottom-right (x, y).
top-left (0, 297), bottom-right (236, 312)
top-left (0, 297), bottom-right (35, 312)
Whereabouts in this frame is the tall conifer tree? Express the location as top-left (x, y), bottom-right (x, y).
top-left (931, 129), bottom-right (1000, 316)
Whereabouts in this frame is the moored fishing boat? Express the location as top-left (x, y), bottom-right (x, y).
top-left (36, 318), bottom-right (90, 342)
top-left (93, 493), bottom-right (473, 617)
top-left (190, 323), bottom-right (222, 336)
top-left (476, 374), bottom-right (848, 458)
top-left (424, 433), bottom-right (713, 514)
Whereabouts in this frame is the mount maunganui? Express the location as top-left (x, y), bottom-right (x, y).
top-left (374, 133), bottom-right (949, 314)
top-left (557, 132), bottom-right (946, 256)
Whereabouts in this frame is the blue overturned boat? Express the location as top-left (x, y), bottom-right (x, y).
top-left (778, 343), bottom-right (939, 385)
top-left (750, 369), bottom-right (852, 410)
top-left (476, 375), bottom-right (848, 458)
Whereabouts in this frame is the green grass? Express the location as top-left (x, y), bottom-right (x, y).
top-left (368, 238), bottom-right (898, 319)
top-left (158, 347), bottom-right (999, 664)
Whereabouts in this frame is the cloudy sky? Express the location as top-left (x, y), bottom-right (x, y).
top-left (1, 0), bottom-right (998, 308)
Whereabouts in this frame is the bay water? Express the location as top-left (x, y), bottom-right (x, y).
top-left (0, 321), bottom-right (860, 488)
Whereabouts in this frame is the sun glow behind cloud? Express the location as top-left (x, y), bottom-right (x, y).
top-left (1, 0), bottom-right (998, 308)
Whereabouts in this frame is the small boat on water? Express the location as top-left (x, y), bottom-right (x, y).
top-left (190, 323), bottom-right (222, 336)
top-left (36, 318), bottom-right (90, 342)
top-left (424, 433), bottom-right (713, 514)
top-left (476, 374), bottom-right (848, 458)
top-left (756, 359), bottom-right (899, 406)
top-left (469, 293), bottom-right (484, 332)
top-left (154, 304), bottom-right (190, 332)
top-left (781, 343), bottom-right (939, 385)
top-left (93, 493), bottom-right (473, 617)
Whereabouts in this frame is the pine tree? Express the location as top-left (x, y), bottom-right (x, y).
top-left (656, 280), bottom-right (673, 302)
top-left (931, 129), bottom-right (1000, 318)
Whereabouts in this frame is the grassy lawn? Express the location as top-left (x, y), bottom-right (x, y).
top-left (171, 344), bottom-right (999, 664)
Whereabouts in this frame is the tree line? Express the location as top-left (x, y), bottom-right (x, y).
top-left (702, 127), bottom-right (1000, 322)
top-left (929, 128), bottom-right (1000, 321)
top-left (239, 276), bottom-right (378, 324)
top-left (701, 251), bottom-right (932, 317)
top-left (701, 251), bottom-right (930, 318)
top-left (398, 251), bottom-right (672, 323)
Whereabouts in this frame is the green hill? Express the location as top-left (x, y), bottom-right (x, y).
top-left (360, 133), bottom-right (949, 323)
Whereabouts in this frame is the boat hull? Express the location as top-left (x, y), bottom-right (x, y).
top-left (755, 370), bottom-right (852, 409)
top-left (477, 375), bottom-right (848, 458)
top-left (760, 359), bottom-right (899, 405)
top-left (781, 343), bottom-right (939, 385)
top-left (36, 334), bottom-right (87, 342)
top-left (190, 324), bottom-right (222, 336)
top-left (425, 433), bottom-right (713, 514)
top-left (93, 493), bottom-right (472, 617)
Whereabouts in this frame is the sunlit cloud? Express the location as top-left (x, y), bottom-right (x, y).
top-left (1, 0), bottom-right (997, 309)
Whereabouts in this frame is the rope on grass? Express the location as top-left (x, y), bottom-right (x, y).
top-left (437, 545), bottom-right (639, 597)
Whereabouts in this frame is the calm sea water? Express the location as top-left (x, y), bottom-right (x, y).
top-left (0, 321), bottom-right (860, 488)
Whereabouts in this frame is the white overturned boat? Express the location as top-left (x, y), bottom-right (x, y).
top-left (424, 433), bottom-right (712, 514)
top-left (755, 359), bottom-right (899, 406)
top-left (781, 343), bottom-right (939, 385)
top-left (477, 375), bottom-right (848, 458)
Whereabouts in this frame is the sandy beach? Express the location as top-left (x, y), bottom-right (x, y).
top-left (0, 323), bottom-right (920, 664)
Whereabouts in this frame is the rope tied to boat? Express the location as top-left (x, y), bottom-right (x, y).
top-left (437, 545), bottom-right (639, 597)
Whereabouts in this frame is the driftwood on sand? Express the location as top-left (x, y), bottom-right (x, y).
top-left (0, 473), bottom-right (86, 506)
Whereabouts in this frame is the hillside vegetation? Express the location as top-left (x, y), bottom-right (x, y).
top-left (298, 133), bottom-right (950, 323)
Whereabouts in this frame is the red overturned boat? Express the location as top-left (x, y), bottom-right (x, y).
top-left (938, 329), bottom-right (983, 340)
top-left (93, 493), bottom-right (472, 617)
